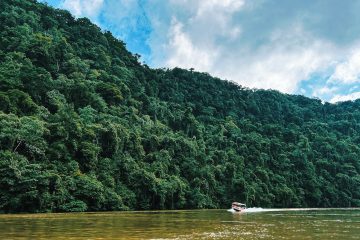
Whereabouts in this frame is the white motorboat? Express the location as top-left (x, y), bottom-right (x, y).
top-left (231, 202), bottom-right (246, 212)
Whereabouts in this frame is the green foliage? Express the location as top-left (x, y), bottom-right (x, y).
top-left (0, 0), bottom-right (359, 213)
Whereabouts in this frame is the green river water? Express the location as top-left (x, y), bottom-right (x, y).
top-left (0, 209), bottom-right (359, 239)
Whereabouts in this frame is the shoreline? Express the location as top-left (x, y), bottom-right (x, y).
top-left (1, 207), bottom-right (359, 217)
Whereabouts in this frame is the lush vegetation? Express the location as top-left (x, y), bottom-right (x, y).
top-left (0, 0), bottom-right (359, 213)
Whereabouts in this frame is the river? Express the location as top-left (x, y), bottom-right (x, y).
top-left (0, 208), bottom-right (359, 239)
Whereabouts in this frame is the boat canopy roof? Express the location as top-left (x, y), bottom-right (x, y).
top-left (232, 202), bottom-right (246, 207)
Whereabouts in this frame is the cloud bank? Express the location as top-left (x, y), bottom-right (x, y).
top-left (41, 0), bottom-right (360, 102)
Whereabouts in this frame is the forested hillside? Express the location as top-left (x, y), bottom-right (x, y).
top-left (0, 0), bottom-right (359, 213)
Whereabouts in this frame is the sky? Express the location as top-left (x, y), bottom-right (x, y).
top-left (39, 0), bottom-right (360, 103)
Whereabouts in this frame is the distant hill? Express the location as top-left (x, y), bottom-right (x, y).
top-left (0, 0), bottom-right (359, 213)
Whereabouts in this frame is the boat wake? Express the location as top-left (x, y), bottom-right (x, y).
top-left (228, 207), bottom-right (338, 213)
top-left (242, 208), bottom-right (264, 213)
top-left (227, 208), bottom-right (264, 213)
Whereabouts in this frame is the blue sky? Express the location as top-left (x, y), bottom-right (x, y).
top-left (39, 0), bottom-right (360, 103)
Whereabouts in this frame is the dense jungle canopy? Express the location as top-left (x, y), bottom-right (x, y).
top-left (0, 0), bottom-right (359, 213)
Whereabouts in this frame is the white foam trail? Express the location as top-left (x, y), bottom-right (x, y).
top-left (228, 208), bottom-right (350, 213)
top-left (242, 208), bottom-right (264, 213)
top-left (227, 208), bottom-right (265, 213)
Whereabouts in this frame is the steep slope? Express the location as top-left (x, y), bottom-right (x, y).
top-left (0, 0), bottom-right (359, 213)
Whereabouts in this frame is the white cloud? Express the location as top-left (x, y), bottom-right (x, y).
top-left (154, 9), bottom-right (335, 93)
top-left (165, 18), bottom-right (219, 70)
top-left (196, 0), bottom-right (245, 16)
top-left (328, 47), bottom-right (360, 84)
top-left (61, 0), bottom-right (104, 18)
top-left (169, 0), bottom-right (245, 13)
top-left (330, 92), bottom-right (360, 103)
top-left (148, 0), bottom-right (246, 77)
top-left (313, 86), bottom-right (338, 96)
top-left (214, 27), bottom-right (335, 92)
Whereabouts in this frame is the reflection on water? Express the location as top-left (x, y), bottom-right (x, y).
top-left (0, 209), bottom-right (359, 239)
